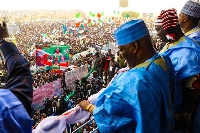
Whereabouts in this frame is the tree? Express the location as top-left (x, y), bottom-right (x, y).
top-left (121, 10), bottom-right (139, 18)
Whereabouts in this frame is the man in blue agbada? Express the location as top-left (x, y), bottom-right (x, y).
top-left (158, 8), bottom-right (200, 133)
top-left (79, 19), bottom-right (175, 133)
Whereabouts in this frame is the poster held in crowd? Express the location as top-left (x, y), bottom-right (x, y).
top-left (65, 65), bottom-right (88, 90)
top-left (32, 79), bottom-right (62, 109)
top-left (36, 45), bottom-right (70, 71)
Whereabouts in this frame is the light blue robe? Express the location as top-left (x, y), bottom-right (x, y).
top-left (160, 36), bottom-right (200, 133)
top-left (93, 53), bottom-right (175, 133)
top-left (185, 26), bottom-right (200, 44)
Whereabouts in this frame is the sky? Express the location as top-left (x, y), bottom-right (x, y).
top-left (0, 0), bottom-right (188, 14)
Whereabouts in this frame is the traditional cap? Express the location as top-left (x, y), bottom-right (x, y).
top-left (114, 19), bottom-right (149, 46)
top-left (160, 8), bottom-right (178, 30)
top-left (181, 0), bottom-right (200, 19)
top-left (154, 15), bottom-right (163, 26)
top-left (160, 8), bottom-right (178, 40)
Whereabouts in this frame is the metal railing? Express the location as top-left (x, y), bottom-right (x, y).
top-left (90, 127), bottom-right (98, 133)
top-left (72, 118), bottom-right (98, 133)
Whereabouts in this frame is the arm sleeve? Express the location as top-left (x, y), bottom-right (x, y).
top-left (93, 92), bottom-right (136, 133)
top-left (169, 48), bottom-right (200, 80)
top-left (0, 41), bottom-right (33, 116)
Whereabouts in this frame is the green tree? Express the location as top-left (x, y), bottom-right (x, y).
top-left (121, 10), bottom-right (139, 18)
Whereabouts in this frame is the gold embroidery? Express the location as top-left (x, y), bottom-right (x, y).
top-left (185, 27), bottom-right (200, 36)
top-left (135, 57), bottom-right (168, 71)
top-left (160, 37), bottom-right (186, 53)
top-left (153, 57), bottom-right (167, 71)
top-left (135, 62), bottom-right (151, 69)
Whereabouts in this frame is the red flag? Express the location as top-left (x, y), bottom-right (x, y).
top-left (97, 13), bottom-right (101, 18)
top-left (75, 22), bottom-right (80, 27)
top-left (87, 19), bottom-right (91, 24)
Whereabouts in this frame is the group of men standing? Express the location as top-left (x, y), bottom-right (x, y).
top-left (93, 49), bottom-right (126, 85)
top-left (153, 1), bottom-right (200, 132)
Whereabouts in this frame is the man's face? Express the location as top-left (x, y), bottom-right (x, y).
top-left (111, 57), bottom-right (115, 62)
top-left (38, 56), bottom-right (44, 65)
top-left (155, 25), bottom-right (167, 42)
top-left (118, 43), bottom-right (136, 67)
top-left (93, 73), bottom-right (97, 77)
top-left (49, 55), bottom-right (53, 60)
top-left (55, 48), bottom-right (60, 53)
top-left (54, 60), bottom-right (58, 65)
top-left (61, 56), bottom-right (65, 60)
top-left (178, 13), bottom-right (187, 33)
top-left (108, 49), bottom-right (111, 54)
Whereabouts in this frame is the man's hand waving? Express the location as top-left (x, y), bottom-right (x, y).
top-left (0, 21), bottom-right (9, 40)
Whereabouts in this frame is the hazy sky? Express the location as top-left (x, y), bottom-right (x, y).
top-left (1, 0), bottom-right (188, 13)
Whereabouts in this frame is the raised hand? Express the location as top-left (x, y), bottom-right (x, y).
top-left (0, 21), bottom-right (9, 40)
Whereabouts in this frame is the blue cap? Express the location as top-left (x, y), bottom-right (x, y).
top-left (114, 19), bottom-right (149, 46)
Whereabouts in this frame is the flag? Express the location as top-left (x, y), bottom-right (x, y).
top-left (89, 22), bottom-right (93, 26)
top-left (62, 25), bottom-right (67, 34)
top-left (75, 13), bottom-right (81, 18)
top-left (98, 19), bottom-right (103, 26)
top-left (126, 14), bottom-right (130, 18)
top-left (87, 19), bottom-right (91, 24)
top-left (97, 13), bottom-right (101, 18)
top-left (76, 27), bottom-right (80, 33)
top-left (75, 22), bottom-right (80, 27)
top-left (64, 91), bottom-right (75, 102)
top-left (89, 11), bottom-right (95, 17)
top-left (80, 23), bottom-right (84, 30)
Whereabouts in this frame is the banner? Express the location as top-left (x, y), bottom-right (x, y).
top-left (33, 65), bottom-right (88, 109)
top-left (36, 45), bottom-right (70, 71)
top-left (32, 79), bottom-right (62, 109)
top-left (65, 65), bottom-right (88, 90)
